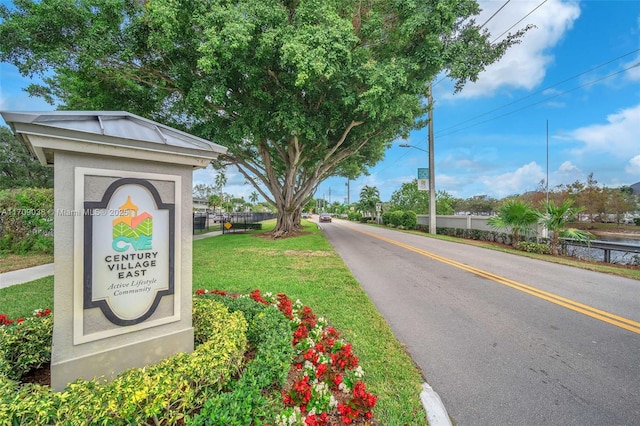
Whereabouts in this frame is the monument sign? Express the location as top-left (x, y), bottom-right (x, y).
top-left (1, 111), bottom-right (227, 391)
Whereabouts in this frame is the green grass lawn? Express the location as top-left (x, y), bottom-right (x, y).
top-left (0, 220), bottom-right (427, 425)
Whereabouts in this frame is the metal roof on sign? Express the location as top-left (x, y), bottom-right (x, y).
top-left (0, 110), bottom-right (227, 167)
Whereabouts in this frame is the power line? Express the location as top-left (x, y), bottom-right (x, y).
top-left (479, 0), bottom-right (511, 29)
top-left (435, 62), bottom-right (639, 139)
top-left (491, 0), bottom-right (549, 44)
top-left (435, 49), bottom-right (639, 136)
top-left (433, 0), bottom-right (544, 89)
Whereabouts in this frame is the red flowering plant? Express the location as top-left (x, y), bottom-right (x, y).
top-left (245, 290), bottom-right (377, 425)
top-left (0, 308), bottom-right (54, 380)
top-left (0, 313), bottom-right (17, 327)
top-left (194, 289), bottom-right (377, 424)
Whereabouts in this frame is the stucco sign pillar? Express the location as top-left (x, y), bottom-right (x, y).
top-left (1, 111), bottom-right (227, 391)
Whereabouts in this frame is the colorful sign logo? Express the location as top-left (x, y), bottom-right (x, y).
top-left (112, 196), bottom-right (153, 252)
top-left (84, 178), bottom-right (175, 326)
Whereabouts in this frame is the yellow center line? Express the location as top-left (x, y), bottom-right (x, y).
top-left (349, 225), bottom-right (640, 335)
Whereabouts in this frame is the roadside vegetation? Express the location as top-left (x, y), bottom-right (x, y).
top-left (411, 231), bottom-right (640, 281)
top-left (0, 220), bottom-right (426, 425)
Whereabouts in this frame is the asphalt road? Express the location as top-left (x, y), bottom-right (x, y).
top-left (318, 218), bottom-right (640, 426)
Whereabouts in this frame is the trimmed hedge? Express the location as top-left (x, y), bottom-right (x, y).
top-left (188, 294), bottom-right (293, 425)
top-left (0, 311), bottom-right (53, 380)
top-left (382, 210), bottom-right (417, 228)
top-left (0, 295), bottom-right (295, 425)
top-left (0, 298), bottom-right (248, 425)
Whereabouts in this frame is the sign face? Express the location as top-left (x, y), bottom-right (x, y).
top-left (74, 168), bottom-right (181, 343)
top-left (418, 179), bottom-right (429, 191)
top-left (417, 168), bottom-right (429, 179)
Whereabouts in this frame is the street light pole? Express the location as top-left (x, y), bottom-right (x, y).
top-left (399, 142), bottom-right (436, 235)
top-left (399, 84), bottom-right (436, 234)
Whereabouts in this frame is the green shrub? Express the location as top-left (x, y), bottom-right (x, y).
top-left (401, 211), bottom-right (417, 228)
top-left (0, 188), bottom-right (54, 254)
top-left (0, 313), bottom-right (53, 380)
top-left (0, 298), bottom-right (248, 426)
top-left (381, 211), bottom-right (391, 225)
top-left (389, 210), bottom-right (403, 227)
top-left (189, 295), bottom-right (293, 425)
top-left (347, 211), bottom-right (362, 222)
top-left (516, 241), bottom-right (551, 254)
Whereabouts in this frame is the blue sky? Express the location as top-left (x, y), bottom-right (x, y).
top-left (1, 0), bottom-right (639, 204)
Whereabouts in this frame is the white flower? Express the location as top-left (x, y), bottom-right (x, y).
top-left (329, 394), bottom-right (338, 408)
top-left (314, 381), bottom-right (328, 394)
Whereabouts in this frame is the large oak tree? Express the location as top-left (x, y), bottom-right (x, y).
top-left (0, 0), bottom-right (529, 235)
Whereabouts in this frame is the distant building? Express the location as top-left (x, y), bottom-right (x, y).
top-left (193, 197), bottom-right (209, 212)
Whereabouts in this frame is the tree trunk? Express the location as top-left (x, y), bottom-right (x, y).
top-left (550, 233), bottom-right (559, 256)
top-left (272, 203), bottom-right (301, 238)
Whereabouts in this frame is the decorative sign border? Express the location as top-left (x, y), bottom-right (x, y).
top-left (73, 168), bottom-right (181, 344)
top-left (83, 178), bottom-right (175, 326)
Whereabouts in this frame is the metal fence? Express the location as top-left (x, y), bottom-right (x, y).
top-left (193, 212), bottom-right (277, 234)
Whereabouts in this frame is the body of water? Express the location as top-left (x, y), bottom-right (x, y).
top-left (565, 233), bottom-right (640, 265)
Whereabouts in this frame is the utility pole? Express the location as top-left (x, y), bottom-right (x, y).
top-left (399, 82), bottom-right (436, 234)
top-left (546, 119), bottom-right (549, 204)
top-left (346, 179), bottom-right (350, 205)
top-left (428, 83), bottom-right (436, 235)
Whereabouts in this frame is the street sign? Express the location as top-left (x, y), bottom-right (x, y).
top-left (418, 179), bottom-right (429, 191)
top-left (375, 202), bottom-right (382, 211)
top-left (417, 168), bottom-right (429, 179)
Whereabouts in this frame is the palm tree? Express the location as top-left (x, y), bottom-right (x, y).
top-left (208, 194), bottom-right (222, 214)
top-left (359, 186), bottom-right (380, 218)
top-left (538, 200), bottom-right (593, 255)
top-left (249, 191), bottom-right (259, 205)
top-left (487, 200), bottom-right (538, 247)
top-left (214, 172), bottom-right (227, 201)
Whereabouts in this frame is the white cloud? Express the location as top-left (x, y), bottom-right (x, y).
top-left (552, 160), bottom-right (583, 187)
top-left (448, 0), bottom-right (581, 99)
top-left (481, 161), bottom-right (545, 197)
top-left (567, 104), bottom-right (640, 158)
top-left (623, 57), bottom-right (640, 82)
top-left (626, 155), bottom-right (640, 175)
top-left (558, 160), bottom-right (580, 173)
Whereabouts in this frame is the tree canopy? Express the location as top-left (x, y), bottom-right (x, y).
top-left (0, 0), bottom-right (529, 235)
top-left (0, 126), bottom-right (53, 189)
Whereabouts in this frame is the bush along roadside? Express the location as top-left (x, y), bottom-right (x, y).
top-left (0, 298), bottom-right (248, 425)
top-left (244, 289), bottom-right (378, 425)
top-left (0, 188), bottom-right (54, 254)
top-left (0, 290), bottom-right (377, 425)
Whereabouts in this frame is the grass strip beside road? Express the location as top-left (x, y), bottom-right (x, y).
top-left (193, 220), bottom-right (426, 424)
top-left (0, 220), bottom-right (427, 425)
top-left (0, 276), bottom-right (53, 319)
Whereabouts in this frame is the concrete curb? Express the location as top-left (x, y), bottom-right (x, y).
top-left (421, 382), bottom-right (452, 426)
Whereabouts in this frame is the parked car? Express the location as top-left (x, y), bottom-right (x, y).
top-left (319, 213), bottom-right (332, 223)
top-left (301, 212), bottom-right (310, 219)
